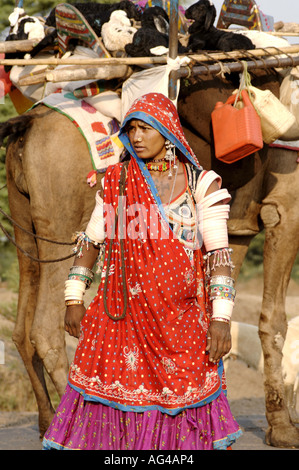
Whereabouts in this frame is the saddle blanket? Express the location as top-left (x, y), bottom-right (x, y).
top-left (41, 90), bottom-right (124, 173)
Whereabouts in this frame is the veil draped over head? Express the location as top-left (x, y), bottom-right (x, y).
top-left (118, 92), bottom-right (201, 170)
top-left (118, 92), bottom-right (201, 221)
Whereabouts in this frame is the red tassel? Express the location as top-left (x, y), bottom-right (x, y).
top-left (87, 170), bottom-right (97, 187)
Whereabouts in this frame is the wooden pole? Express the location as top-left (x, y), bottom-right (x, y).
top-left (0, 39), bottom-right (40, 53)
top-left (168, 0), bottom-right (179, 100)
top-left (1, 33), bottom-right (298, 55)
top-left (14, 52), bottom-right (299, 86)
top-left (0, 55), bottom-right (167, 66)
top-left (168, 0), bottom-right (178, 60)
top-left (177, 53), bottom-right (299, 78)
top-left (1, 45), bottom-right (299, 67)
top-left (18, 64), bottom-right (131, 85)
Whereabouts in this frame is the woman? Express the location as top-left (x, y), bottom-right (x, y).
top-left (43, 93), bottom-right (242, 450)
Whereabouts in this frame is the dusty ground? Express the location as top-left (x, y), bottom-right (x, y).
top-left (0, 277), bottom-right (298, 450)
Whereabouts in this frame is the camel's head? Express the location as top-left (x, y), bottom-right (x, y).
top-left (185, 0), bottom-right (217, 31)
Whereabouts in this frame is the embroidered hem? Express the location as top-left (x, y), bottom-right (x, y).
top-left (68, 361), bottom-right (224, 415)
top-left (43, 385), bottom-right (242, 450)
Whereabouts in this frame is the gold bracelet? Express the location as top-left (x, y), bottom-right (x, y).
top-left (65, 300), bottom-right (84, 306)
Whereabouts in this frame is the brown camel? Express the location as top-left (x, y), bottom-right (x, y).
top-left (1, 68), bottom-right (299, 448)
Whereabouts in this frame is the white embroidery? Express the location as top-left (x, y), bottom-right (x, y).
top-left (101, 263), bottom-right (115, 278)
top-left (70, 364), bottom-right (220, 406)
top-left (129, 282), bottom-right (142, 297)
top-left (161, 357), bottom-right (177, 374)
top-left (185, 268), bottom-right (194, 286)
top-left (123, 346), bottom-right (139, 371)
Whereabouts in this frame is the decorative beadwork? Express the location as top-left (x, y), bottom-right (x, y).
top-left (203, 248), bottom-right (235, 276)
top-left (73, 231), bottom-right (93, 258)
top-left (95, 243), bottom-right (106, 274)
top-left (68, 273), bottom-right (93, 289)
top-left (209, 285), bottom-right (236, 302)
top-left (145, 158), bottom-right (177, 172)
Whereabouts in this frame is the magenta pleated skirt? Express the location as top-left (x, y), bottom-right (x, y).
top-left (42, 384), bottom-right (242, 450)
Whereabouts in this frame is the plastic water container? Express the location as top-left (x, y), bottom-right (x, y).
top-left (211, 89), bottom-right (263, 163)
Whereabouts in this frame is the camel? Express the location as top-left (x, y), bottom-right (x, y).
top-left (225, 318), bottom-right (299, 424)
top-left (1, 67), bottom-right (299, 448)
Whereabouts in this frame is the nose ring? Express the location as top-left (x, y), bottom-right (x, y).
top-left (137, 137), bottom-right (142, 142)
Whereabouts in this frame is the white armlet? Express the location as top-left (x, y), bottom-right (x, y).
top-left (85, 190), bottom-right (105, 244)
top-left (195, 171), bottom-right (231, 252)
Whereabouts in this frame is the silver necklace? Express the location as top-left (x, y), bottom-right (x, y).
top-left (167, 161), bottom-right (179, 209)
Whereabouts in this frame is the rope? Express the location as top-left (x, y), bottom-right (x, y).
top-left (215, 61), bottom-right (231, 79)
top-left (0, 218), bottom-right (76, 263)
top-left (0, 206), bottom-right (75, 245)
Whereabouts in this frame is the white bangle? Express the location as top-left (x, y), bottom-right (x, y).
top-left (64, 279), bottom-right (86, 301)
top-left (211, 299), bottom-right (234, 322)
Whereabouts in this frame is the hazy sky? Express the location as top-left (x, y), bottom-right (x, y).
top-left (181, 0), bottom-right (299, 44)
top-left (182, 0), bottom-right (299, 26)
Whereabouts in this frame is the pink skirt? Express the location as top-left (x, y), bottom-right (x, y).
top-left (42, 384), bottom-right (242, 450)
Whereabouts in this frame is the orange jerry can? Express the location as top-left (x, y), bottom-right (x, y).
top-left (211, 89), bottom-right (263, 163)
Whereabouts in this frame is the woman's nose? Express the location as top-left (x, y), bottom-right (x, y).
top-left (133, 131), bottom-right (142, 142)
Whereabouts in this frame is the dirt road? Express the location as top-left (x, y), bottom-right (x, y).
top-left (0, 278), bottom-right (298, 451)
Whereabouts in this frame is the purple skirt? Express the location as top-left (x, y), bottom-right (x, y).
top-left (42, 385), bottom-right (242, 450)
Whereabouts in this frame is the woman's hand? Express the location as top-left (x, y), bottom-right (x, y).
top-left (64, 305), bottom-right (86, 338)
top-left (206, 321), bottom-right (231, 363)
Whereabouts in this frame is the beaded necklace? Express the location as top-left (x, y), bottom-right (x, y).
top-left (145, 158), bottom-right (177, 172)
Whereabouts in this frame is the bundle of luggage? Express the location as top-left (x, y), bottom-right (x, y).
top-left (1, 0), bottom-right (299, 162)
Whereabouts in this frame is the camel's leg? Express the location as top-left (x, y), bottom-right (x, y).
top-left (228, 234), bottom-right (253, 280)
top-left (260, 221), bottom-right (299, 447)
top-left (259, 151), bottom-right (299, 447)
top-left (18, 109), bottom-right (97, 421)
top-left (30, 254), bottom-right (73, 399)
top-left (6, 140), bottom-right (55, 436)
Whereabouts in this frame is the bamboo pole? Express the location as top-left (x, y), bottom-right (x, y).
top-left (270, 32), bottom-right (299, 36)
top-left (18, 64), bottom-right (131, 85)
top-left (0, 39), bottom-right (40, 53)
top-left (1, 45), bottom-right (299, 68)
top-left (0, 30), bottom-right (298, 55)
top-left (168, 0), bottom-right (179, 100)
top-left (178, 53), bottom-right (299, 79)
top-left (221, 29), bottom-right (299, 37)
top-left (0, 55), bottom-right (167, 66)
top-left (18, 51), bottom-right (299, 87)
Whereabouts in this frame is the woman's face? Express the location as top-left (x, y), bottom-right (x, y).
top-left (127, 119), bottom-right (166, 161)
